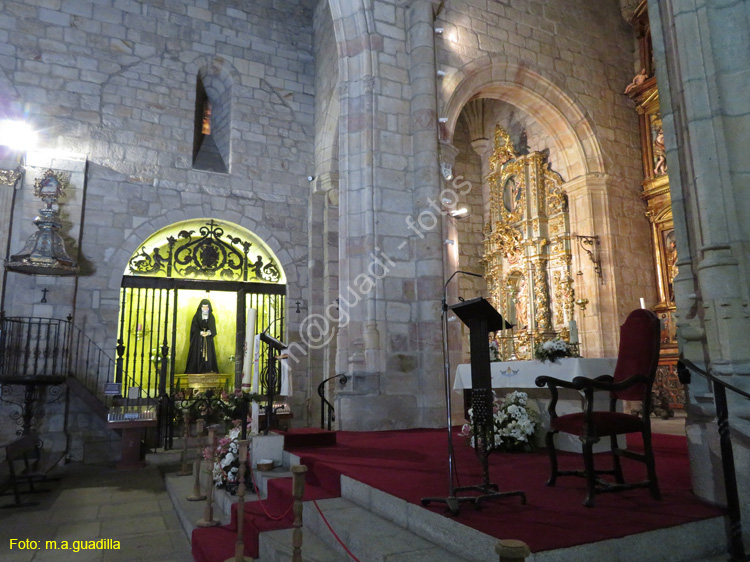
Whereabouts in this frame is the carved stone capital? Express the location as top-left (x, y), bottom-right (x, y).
top-left (312, 171), bottom-right (339, 195)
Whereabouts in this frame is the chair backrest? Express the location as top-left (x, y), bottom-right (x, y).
top-left (612, 309), bottom-right (661, 401)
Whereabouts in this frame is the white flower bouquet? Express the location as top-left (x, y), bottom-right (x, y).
top-left (534, 338), bottom-right (573, 363)
top-left (203, 421), bottom-right (253, 494)
top-left (460, 391), bottom-right (538, 452)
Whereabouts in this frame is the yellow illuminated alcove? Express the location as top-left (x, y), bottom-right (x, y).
top-left (118, 219), bottom-right (286, 398)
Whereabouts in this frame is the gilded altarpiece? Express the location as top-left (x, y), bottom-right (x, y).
top-left (626, 0), bottom-right (684, 409)
top-left (483, 126), bottom-right (574, 360)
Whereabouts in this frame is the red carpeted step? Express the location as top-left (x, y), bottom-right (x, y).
top-left (279, 427), bottom-right (337, 448)
top-left (192, 474), bottom-right (339, 562)
top-left (283, 428), bottom-right (725, 553)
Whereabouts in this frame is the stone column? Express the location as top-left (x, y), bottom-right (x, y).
top-left (462, 99), bottom-right (492, 223)
top-left (408, 0), bottom-right (445, 426)
top-left (649, 0), bottom-right (750, 516)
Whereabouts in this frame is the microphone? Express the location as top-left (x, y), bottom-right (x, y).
top-left (442, 270), bottom-right (484, 312)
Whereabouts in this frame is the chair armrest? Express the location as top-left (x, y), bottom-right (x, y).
top-left (535, 375), bottom-right (586, 391)
top-left (572, 374), bottom-right (648, 393)
top-left (535, 376), bottom-right (587, 420)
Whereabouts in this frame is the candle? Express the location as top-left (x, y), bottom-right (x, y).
top-left (568, 320), bottom-right (578, 344)
top-left (640, 298), bottom-right (646, 309)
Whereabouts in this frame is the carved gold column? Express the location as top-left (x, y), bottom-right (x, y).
top-left (626, 0), bottom-right (683, 410)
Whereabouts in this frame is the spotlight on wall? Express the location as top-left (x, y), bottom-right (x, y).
top-left (438, 117), bottom-right (448, 123)
top-left (434, 27), bottom-right (444, 34)
top-left (449, 207), bottom-right (469, 218)
top-left (0, 120), bottom-right (37, 151)
top-left (436, 70), bottom-right (446, 77)
top-left (306, 175), bottom-right (316, 182)
top-left (444, 239), bottom-right (455, 246)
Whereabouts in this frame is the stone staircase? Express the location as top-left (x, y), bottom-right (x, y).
top-left (157, 433), bottom-right (729, 562)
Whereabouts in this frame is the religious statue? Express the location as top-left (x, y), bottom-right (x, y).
top-left (185, 299), bottom-right (219, 374)
top-left (515, 277), bottom-right (529, 330)
top-left (624, 68), bottom-right (647, 94)
top-left (666, 235), bottom-right (678, 303)
top-left (653, 128), bottom-right (668, 176)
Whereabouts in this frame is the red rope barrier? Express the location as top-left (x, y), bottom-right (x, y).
top-left (313, 499), bottom-right (361, 561)
top-left (248, 454), bottom-right (294, 521)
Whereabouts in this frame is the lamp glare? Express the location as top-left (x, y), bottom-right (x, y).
top-left (0, 120), bottom-right (37, 151)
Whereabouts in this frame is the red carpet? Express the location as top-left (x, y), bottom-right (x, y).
top-left (285, 428), bottom-right (724, 553)
top-left (192, 428), bottom-right (724, 561)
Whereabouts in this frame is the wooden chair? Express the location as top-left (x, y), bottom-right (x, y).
top-left (535, 309), bottom-right (661, 507)
top-left (1, 432), bottom-right (64, 507)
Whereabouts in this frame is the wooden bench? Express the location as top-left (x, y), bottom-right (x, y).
top-left (1, 432), bottom-right (64, 507)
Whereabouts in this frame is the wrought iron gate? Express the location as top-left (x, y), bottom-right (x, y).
top-left (118, 277), bottom-right (286, 399)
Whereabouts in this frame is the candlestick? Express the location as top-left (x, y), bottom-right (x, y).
top-left (640, 297), bottom-right (646, 309)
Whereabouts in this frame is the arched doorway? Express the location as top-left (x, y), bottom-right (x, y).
top-left (117, 218), bottom-right (286, 401)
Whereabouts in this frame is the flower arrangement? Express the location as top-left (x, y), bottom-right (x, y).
top-left (204, 419), bottom-right (254, 494)
top-left (489, 338), bottom-right (500, 362)
top-left (534, 338), bottom-right (574, 363)
top-left (460, 391), bottom-right (538, 452)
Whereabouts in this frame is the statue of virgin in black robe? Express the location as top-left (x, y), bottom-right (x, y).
top-left (185, 299), bottom-right (219, 373)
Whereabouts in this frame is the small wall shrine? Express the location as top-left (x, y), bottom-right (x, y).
top-left (483, 126), bottom-right (574, 360)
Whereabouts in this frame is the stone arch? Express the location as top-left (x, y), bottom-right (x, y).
top-left (314, 1), bottom-right (340, 183)
top-left (442, 57), bottom-right (624, 359)
top-left (441, 56), bottom-right (605, 181)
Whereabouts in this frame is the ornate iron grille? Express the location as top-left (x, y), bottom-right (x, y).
top-left (127, 219), bottom-right (281, 283)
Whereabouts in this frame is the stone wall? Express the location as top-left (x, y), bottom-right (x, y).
top-left (1, 0), bottom-right (316, 454)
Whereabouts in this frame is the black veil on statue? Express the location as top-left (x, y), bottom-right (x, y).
top-left (185, 298), bottom-right (219, 374)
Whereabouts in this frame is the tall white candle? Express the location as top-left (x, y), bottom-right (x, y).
top-left (568, 320), bottom-right (578, 344)
top-left (640, 297), bottom-right (646, 309)
top-left (241, 307), bottom-right (257, 391)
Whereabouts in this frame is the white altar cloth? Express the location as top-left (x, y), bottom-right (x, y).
top-left (454, 357), bottom-right (621, 452)
top-left (453, 357), bottom-right (618, 390)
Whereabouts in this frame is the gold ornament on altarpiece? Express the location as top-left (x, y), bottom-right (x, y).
top-left (483, 125), bottom-right (575, 359)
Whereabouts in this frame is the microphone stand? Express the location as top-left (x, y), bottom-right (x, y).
top-left (259, 317), bottom-right (286, 435)
top-left (421, 270), bottom-right (483, 516)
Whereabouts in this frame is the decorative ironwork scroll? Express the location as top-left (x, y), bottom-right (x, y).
top-left (128, 219), bottom-right (281, 283)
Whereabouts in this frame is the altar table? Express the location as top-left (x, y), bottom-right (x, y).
top-left (454, 357), bottom-right (621, 452)
top-left (453, 357), bottom-right (618, 391)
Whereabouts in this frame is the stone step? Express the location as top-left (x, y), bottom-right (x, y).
top-left (163, 446), bottom-right (730, 562)
top-left (284, 451), bottom-right (726, 562)
top-left (259, 527), bottom-right (348, 562)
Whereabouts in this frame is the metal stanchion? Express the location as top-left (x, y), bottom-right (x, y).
top-left (291, 465), bottom-right (308, 562)
top-left (187, 419), bottom-right (206, 501)
top-left (196, 427), bottom-right (220, 527)
top-left (495, 539), bottom-right (530, 561)
top-left (224, 439), bottom-right (252, 562)
top-left (177, 411), bottom-right (192, 476)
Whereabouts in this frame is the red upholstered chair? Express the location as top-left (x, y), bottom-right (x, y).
top-left (535, 309), bottom-right (661, 507)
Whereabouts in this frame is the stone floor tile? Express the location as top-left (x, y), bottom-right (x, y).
top-left (97, 500), bottom-right (162, 520)
top-left (49, 504), bottom-right (100, 524)
top-left (99, 514), bottom-right (167, 537)
top-left (54, 521), bottom-right (102, 541)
